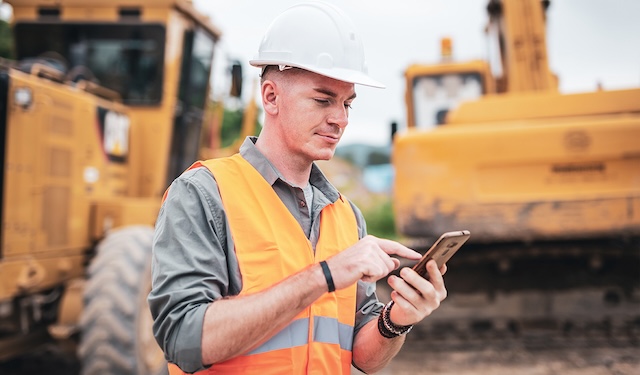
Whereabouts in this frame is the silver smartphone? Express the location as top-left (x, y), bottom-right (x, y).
top-left (412, 230), bottom-right (470, 279)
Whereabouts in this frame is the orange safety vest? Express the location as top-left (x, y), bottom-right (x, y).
top-left (168, 154), bottom-right (359, 375)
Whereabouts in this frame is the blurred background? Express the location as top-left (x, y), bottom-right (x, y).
top-left (193, 0), bottom-right (640, 147)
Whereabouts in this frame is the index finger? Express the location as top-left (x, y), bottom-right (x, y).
top-left (375, 238), bottom-right (422, 260)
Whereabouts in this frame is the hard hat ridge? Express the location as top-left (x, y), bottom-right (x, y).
top-left (250, 0), bottom-right (385, 88)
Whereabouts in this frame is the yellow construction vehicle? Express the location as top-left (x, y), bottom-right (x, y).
top-left (0, 0), bottom-right (256, 373)
top-left (393, 0), bottom-right (640, 337)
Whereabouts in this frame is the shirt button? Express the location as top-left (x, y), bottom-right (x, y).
top-left (299, 200), bottom-right (306, 208)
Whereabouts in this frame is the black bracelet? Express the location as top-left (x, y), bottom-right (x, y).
top-left (377, 301), bottom-right (413, 339)
top-left (377, 312), bottom-right (398, 338)
top-left (319, 261), bottom-right (335, 293)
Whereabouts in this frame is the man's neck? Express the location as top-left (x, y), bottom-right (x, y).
top-left (255, 136), bottom-right (312, 187)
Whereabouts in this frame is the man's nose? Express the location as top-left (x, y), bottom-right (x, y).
top-left (328, 105), bottom-right (349, 129)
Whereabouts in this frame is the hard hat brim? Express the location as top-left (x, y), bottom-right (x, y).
top-left (250, 60), bottom-right (385, 89)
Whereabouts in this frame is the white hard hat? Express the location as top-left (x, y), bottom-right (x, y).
top-left (249, 1), bottom-right (385, 88)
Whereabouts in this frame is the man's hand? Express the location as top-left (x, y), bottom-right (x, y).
top-left (325, 235), bottom-right (422, 289)
top-left (386, 260), bottom-right (448, 326)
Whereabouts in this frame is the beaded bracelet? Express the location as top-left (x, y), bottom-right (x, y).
top-left (377, 301), bottom-right (413, 338)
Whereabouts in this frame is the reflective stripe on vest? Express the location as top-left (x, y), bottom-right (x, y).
top-left (168, 155), bottom-right (359, 375)
top-left (247, 315), bottom-right (353, 355)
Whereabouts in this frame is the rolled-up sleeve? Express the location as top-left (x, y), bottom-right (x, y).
top-left (148, 168), bottom-right (231, 373)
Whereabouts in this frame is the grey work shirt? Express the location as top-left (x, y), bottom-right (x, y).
top-left (148, 137), bottom-right (383, 373)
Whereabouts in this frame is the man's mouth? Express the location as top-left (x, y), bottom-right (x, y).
top-left (316, 133), bottom-right (340, 144)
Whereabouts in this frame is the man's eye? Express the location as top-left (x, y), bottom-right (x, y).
top-left (314, 98), bottom-right (330, 105)
top-left (345, 103), bottom-right (353, 109)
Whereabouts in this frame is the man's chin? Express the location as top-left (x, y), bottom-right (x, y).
top-left (312, 148), bottom-right (336, 162)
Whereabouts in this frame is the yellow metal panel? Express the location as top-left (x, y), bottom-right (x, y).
top-left (0, 255), bottom-right (85, 301)
top-left (3, 69), bottom-right (132, 257)
top-left (500, 0), bottom-right (555, 92)
top-left (6, 0), bottom-right (221, 39)
top-left (128, 10), bottom-right (185, 197)
top-left (8, 7), bottom-right (37, 21)
top-left (405, 60), bottom-right (493, 82)
top-left (4, 77), bottom-right (42, 256)
top-left (477, 158), bottom-right (640, 200)
top-left (90, 197), bottom-right (161, 240)
top-left (449, 88), bottom-right (640, 125)
top-left (393, 104), bottom-right (640, 241)
top-left (61, 7), bottom-right (119, 21)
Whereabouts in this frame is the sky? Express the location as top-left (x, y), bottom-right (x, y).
top-left (196, 0), bottom-right (640, 146)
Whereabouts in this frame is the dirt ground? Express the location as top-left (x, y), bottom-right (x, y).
top-left (367, 342), bottom-right (640, 375)
top-left (1, 337), bottom-right (638, 374)
top-left (351, 283), bottom-right (640, 375)
top-left (2, 283), bottom-right (639, 374)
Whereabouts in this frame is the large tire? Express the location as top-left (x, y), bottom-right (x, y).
top-left (78, 226), bottom-right (167, 375)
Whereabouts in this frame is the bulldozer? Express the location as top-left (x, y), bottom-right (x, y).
top-left (392, 0), bottom-right (640, 338)
top-left (0, 0), bottom-right (257, 373)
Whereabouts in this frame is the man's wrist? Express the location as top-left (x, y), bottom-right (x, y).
top-left (377, 301), bottom-right (413, 339)
top-left (319, 260), bottom-right (335, 293)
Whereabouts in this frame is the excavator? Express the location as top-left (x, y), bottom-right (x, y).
top-left (0, 0), bottom-right (257, 374)
top-left (392, 0), bottom-right (640, 339)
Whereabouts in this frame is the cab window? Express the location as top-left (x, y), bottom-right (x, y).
top-left (14, 23), bottom-right (165, 105)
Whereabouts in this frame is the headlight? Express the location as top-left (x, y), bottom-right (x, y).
top-left (14, 87), bottom-right (33, 109)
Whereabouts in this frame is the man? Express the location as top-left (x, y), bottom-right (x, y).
top-left (149, 1), bottom-right (448, 374)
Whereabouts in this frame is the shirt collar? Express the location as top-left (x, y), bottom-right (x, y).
top-left (239, 137), bottom-right (341, 203)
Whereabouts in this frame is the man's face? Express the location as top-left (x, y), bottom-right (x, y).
top-left (274, 69), bottom-right (356, 162)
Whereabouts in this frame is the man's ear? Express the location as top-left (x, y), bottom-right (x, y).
top-left (261, 80), bottom-right (278, 115)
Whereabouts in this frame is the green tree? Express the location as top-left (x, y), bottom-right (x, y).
top-left (361, 198), bottom-right (397, 239)
top-left (0, 19), bottom-right (12, 59)
top-left (219, 104), bottom-right (262, 148)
